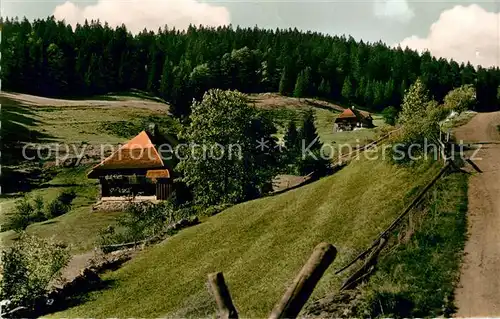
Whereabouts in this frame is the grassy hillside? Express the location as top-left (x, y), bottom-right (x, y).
top-left (0, 166), bottom-right (124, 253)
top-left (0, 92), bottom-right (170, 147)
top-left (0, 91), bottom-right (385, 259)
top-left (50, 154), bottom-right (440, 318)
top-left (0, 92), bottom-right (169, 250)
top-left (251, 94), bottom-right (386, 151)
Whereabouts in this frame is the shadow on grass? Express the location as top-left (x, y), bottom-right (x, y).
top-left (304, 98), bottom-right (343, 113)
top-left (39, 183), bottom-right (83, 188)
top-left (14, 278), bottom-right (118, 318)
top-left (0, 193), bottom-right (24, 199)
top-left (271, 163), bottom-right (346, 196)
top-left (1, 96), bottom-right (57, 165)
top-left (40, 220), bottom-right (59, 226)
top-left (1, 166), bottom-right (58, 194)
top-left (51, 278), bottom-right (117, 312)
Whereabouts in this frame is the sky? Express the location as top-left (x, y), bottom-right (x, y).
top-left (2, 0), bottom-right (500, 67)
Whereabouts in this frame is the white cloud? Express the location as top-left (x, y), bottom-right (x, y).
top-left (397, 4), bottom-right (500, 68)
top-left (374, 0), bottom-right (415, 23)
top-left (53, 0), bottom-right (231, 34)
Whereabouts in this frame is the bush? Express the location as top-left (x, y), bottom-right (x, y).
top-left (7, 190), bottom-right (77, 231)
top-left (46, 199), bottom-right (69, 218)
top-left (7, 197), bottom-right (34, 231)
top-left (443, 84), bottom-right (476, 114)
top-left (382, 106), bottom-right (398, 126)
top-left (57, 189), bottom-right (76, 206)
top-left (32, 195), bottom-right (46, 221)
top-left (98, 201), bottom-right (181, 249)
top-left (0, 234), bottom-right (70, 313)
top-left (390, 79), bottom-right (450, 164)
top-left (45, 189), bottom-right (76, 218)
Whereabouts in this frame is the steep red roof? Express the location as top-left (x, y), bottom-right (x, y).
top-left (335, 108), bottom-right (372, 122)
top-left (337, 108), bottom-right (358, 119)
top-left (88, 131), bottom-right (165, 176)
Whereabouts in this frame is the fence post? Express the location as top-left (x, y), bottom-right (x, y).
top-left (207, 272), bottom-right (239, 319)
top-left (340, 237), bottom-right (387, 291)
top-left (268, 242), bottom-right (337, 319)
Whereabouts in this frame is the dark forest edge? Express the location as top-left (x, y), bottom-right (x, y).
top-left (2, 16), bottom-right (500, 119)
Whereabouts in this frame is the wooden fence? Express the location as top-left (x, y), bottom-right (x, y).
top-left (207, 130), bottom-right (483, 317)
top-left (207, 243), bottom-right (337, 319)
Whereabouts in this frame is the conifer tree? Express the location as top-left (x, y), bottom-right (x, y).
top-left (296, 109), bottom-right (330, 176)
top-left (160, 56), bottom-right (174, 100)
top-left (279, 67), bottom-right (292, 96)
top-left (294, 70), bottom-right (307, 99)
top-left (283, 120), bottom-right (300, 165)
top-left (341, 76), bottom-right (353, 104)
top-left (318, 78), bottom-right (331, 98)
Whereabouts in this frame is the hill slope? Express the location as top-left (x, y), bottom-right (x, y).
top-left (0, 92), bottom-right (171, 250)
top-left (0, 91), bottom-right (381, 252)
top-left (50, 154), bottom-right (439, 318)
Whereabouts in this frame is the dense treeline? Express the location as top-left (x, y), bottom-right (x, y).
top-left (2, 16), bottom-right (500, 116)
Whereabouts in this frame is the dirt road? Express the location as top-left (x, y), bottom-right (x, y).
top-left (454, 111), bottom-right (500, 317)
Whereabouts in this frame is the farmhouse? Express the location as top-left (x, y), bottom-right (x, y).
top-left (88, 124), bottom-right (177, 201)
top-left (334, 107), bottom-right (374, 131)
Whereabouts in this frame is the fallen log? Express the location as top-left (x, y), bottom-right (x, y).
top-left (465, 158), bottom-right (482, 173)
top-left (340, 238), bottom-right (387, 291)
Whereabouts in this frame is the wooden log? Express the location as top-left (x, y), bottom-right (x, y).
top-left (340, 238), bottom-right (387, 291)
top-left (207, 272), bottom-right (238, 319)
top-left (268, 242), bottom-right (337, 319)
top-left (335, 161), bottom-right (452, 274)
top-left (448, 159), bottom-right (472, 175)
top-left (466, 158), bottom-right (482, 173)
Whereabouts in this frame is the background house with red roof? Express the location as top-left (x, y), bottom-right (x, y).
top-left (334, 107), bottom-right (374, 131)
top-left (88, 124), bottom-right (178, 201)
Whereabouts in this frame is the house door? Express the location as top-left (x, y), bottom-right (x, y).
top-left (156, 179), bottom-right (173, 200)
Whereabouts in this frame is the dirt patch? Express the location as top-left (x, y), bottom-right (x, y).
top-left (249, 93), bottom-right (344, 112)
top-left (272, 174), bottom-right (311, 193)
top-left (0, 92), bottom-right (169, 112)
top-left (454, 111), bottom-right (500, 317)
top-left (57, 249), bottom-right (135, 287)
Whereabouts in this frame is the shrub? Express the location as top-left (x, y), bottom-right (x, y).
top-left (355, 174), bottom-right (468, 317)
top-left (7, 195), bottom-right (51, 231)
top-left (7, 197), bottom-right (34, 231)
top-left (45, 189), bottom-right (76, 218)
top-left (443, 84), bottom-right (476, 114)
top-left (390, 79), bottom-right (450, 164)
top-left (32, 195), bottom-right (47, 222)
top-left (98, 201), bottom-right (180, 249)
top-left (382, 106), bottom-right (398, 126)
top-left (57, 189), bottom-right (76, 206)
top-left (46, 199), bottom-right (69, 218)
top-left (0, 234), bottom-right (70, 312)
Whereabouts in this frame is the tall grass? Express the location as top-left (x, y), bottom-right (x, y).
top-left (356, 172), bottom-right (468, 317)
